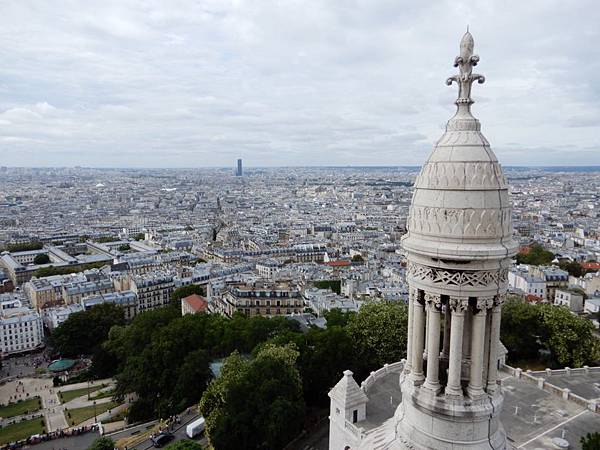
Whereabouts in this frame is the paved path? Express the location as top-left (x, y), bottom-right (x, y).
top-left (0, 377), bottom-right (118, 434)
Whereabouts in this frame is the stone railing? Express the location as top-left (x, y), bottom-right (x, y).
top-left (502, 363), bottom-right (600, 413)
top-left (343, 419), bottom-right (366, 440)
top-left (361, 360), bottom-right (405, 394)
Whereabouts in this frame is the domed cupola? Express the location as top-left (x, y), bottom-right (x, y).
top-left (402, 30), bottom-right (518, 262)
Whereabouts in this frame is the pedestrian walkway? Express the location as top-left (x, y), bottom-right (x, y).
top-left (0, 377), bottom-right (118, 434)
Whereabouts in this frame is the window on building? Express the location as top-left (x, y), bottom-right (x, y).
top-left (353, 409), bottom-right (358, 423)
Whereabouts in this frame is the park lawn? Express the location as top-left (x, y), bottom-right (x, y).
top-left (0, 417), bottom-right (45, 444)
top-left (59, 385), bottom-right (105, 404)
top-left (91, 388), bottom-right (114, 401)
top-left (65, 401), bottom-right (119, 426)
top-left (0, 397), bottom-right (41, 418)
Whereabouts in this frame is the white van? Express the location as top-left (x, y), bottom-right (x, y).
top-left (186, 417), bottom-right (206, 438)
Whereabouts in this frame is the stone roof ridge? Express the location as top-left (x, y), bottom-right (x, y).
top-left (328, 369), bottom-right (369, 408)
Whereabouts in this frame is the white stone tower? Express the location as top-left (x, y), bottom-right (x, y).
top-left (327, 30), bottom-right (517, 450)
top-left (396, 30), bottom-right (518, 449)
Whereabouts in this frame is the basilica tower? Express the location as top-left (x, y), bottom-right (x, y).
top-left (328, 31), bottom-right (517, 450)
top-left (397, 30), bottom-right (517, 449)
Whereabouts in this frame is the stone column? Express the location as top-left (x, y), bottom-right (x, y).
top-left (424, 307), bottom-right (429, 360)
top-left (462, 307), bottom-right (472, 360)
top-left (411, 292), bottom-right (426, 384)
top-left (405, 288), bottom-right (415, 373)
top-left (467, 298), bottom-right (491, 398)
top-left (441, 302), bottom-right (451, 359)
top-left (486, 295), bottom-right (504, 393)
top-left (423, 293), bottom-right (442, 393)
top-left (445, 298), bottom-right (467, 397)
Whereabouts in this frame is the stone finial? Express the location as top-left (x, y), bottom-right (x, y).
top-left (446, 30), bottom-right (485, 106)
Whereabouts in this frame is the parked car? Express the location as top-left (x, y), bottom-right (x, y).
top-left (151, 432), bottom-right (174, 448)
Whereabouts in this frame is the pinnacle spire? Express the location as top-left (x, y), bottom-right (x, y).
top-left (446, 30), bottom-right (485, 107)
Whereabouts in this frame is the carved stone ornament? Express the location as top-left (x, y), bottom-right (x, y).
top-left (475, 297), bottom-right (495, 311)
top-left (446, 30), bottom-right (485, 105)
top-left (493, 293), bottom-right (507, 308)
top-left (407, 206), bottom-right (512, 239)
top-left (424, 292), bottom-right (443, 310)
top-left (449, 297), bottom-right (469, 313)
top-left (407, 262), bottom-right (508, 288)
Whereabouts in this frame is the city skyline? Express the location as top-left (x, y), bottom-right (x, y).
top-left (1, 0), bottom-right (600, 168)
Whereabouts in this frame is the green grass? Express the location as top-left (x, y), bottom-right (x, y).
top-left (0, 417), bottom-right (45, 444)
top-left (91, 388), bottom-right (114, 400)
top-left (59, 385), bottom-right (105, 404)
top-left (0, 397), bottom-right (41, 418)
top-left (65, 401), bottom-right (119, 425)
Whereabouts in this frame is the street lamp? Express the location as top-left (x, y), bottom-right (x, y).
top-left (93, 400), bottom-right (97, 423)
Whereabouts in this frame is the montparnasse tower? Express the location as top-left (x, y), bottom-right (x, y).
top-left (329, 30), bottom-right (518, 450)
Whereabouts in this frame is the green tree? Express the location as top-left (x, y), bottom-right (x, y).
top-left (33, 261), bottom-right (106, 277)
top-left (501, 297), bottom-right (600, 368)
top-left (298, 326), bottom-right (357, 406)
top-left (200, 345), bottom-right (305, 450)
top-left (314, 280), bottom-right (341, 294)
top-left (538, 304), bottom-right (600, 367)
top-left (323, 308), bottom-right (355, 327)
top-left (347, 301), bottom-right (408, 368)
top-left (172, 285), bottom-right (206, 303)
top-left (6, 241), bottom-right (43, 252)
top-left (118, 243), bottom-right (131, 251)
top-left (51, 303), bottom-right (125, 358)
top-left (581, 432), bottom-right (600, 450)
top-left (133, 233), bottom-right (145, 241)
top-left (500, 298), bottom-right (542, 363)
top-left (515, 243), bottom-right (554, 266)
top-left (33, 253), bottom-right (50, 265)
top-left (87, 436), bottom-right (114, 450)
top-left (114, 314), bottom-right (213, 418)
top-left (558, 260), bottom-right (583, 277)
top-left (166, 440), bottom-right (204, 450)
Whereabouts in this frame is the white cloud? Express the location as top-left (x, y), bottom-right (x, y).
top-left (0, 0), bottom-right (598, 167)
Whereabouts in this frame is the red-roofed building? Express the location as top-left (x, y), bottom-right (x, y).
top-left (582, 262), bottom-right (600, 272)
top-left (325, 260), bottom-right (351, 268)
top-left (181, 294), bottom-right (208, 316)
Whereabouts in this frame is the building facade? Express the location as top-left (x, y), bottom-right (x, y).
top-left (213, 280), bottom-right (303, 317)
top-left (0, 299), bottom-right (44, 356)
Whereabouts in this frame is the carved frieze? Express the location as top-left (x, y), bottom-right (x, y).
top-left (415, 161), bottom-right (508, 190)
top-left (407, 262), bottom-right (508, 288)
top-left (407, 205), bottom-right (512, 238)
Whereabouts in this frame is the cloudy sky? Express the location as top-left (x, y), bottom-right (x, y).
top-left (0, 0), bottom-right (599, 167)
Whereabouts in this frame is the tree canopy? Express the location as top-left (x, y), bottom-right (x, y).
top-left (33, 253), bottom-right (50, 265)
top-left (581, 432), bottom-right (600, 450)
top-left (515, 243), bottom-right (554, 266)
top-left (165, 440), bottom-right (204, 450)
top-left (347, 301), bottom-right (408, 368)
top-left (501, 297), bottom-right (600, 367)
top-left (57, 299), bottom-right (409, 447)
top-left (199, 345), bottom-right (305, 450)
top-left (87, 437), bottom-right (114, 450)
top-left (558, 260), bottom-right (584, 277)
top-left (172, 284), bottom-right (206, 302)
top-left (313, 279), bottom-right (341, 294)
top-left (51, 303), bottom-right (125, 359)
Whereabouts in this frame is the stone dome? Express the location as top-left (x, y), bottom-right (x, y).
top-left (402, 31), bottom-right (517, 262)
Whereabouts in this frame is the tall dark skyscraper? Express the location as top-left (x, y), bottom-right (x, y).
top-left (236, 158), bottom-right (243, 177)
